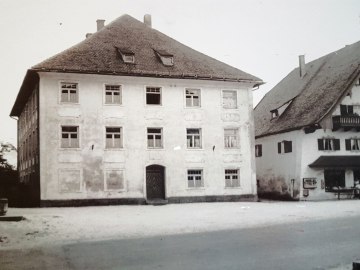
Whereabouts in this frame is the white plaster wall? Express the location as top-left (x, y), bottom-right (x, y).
top-left (39, 72), bottom-right (255, 200)
top-left (255, 130), bottom-right (302, 199)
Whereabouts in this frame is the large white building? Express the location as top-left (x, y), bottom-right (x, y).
top-left (255, 41), bottom-right (360, 200)
top-left (10, 15), bottom-right (262, 206)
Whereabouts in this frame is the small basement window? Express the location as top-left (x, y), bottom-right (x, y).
top-left (116, 47), bottom-right (135, 63)
top-left (154, 49), bottom-right (174, 66)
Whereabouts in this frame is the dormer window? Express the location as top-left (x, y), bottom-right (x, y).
top-left (271, 109), bottom-right (279, 119)
top-left (116, 47), bottom-right (135, 64)
top-left (154, 49), bottom-right (173, 66)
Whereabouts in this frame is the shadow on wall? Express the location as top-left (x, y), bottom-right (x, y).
top-left (257, 175), bottom-right (300, 201)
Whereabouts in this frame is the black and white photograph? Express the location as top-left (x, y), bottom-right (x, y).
top-left (0, 0), bottom-right (360, 269)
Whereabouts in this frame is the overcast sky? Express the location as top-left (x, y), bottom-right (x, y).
top-left (1, 0), bottom-right (359, 145)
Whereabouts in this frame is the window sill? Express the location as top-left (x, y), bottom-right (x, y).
top-left (186, 148), bottom-right (204, 151)
top-left (186, 187), bottom-right (205, 190)
top-left (104, 148), bottom-right (125, 151)
top-left (224, 186), bottom-right (242, 189)
top-left (59, 148), bottom-right (81, 151)
top-left (147, 148), bottom-right (165, 151)
top-left (103, 103), bottom-right (123, 107)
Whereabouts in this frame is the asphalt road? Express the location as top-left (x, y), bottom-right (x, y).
top-left (2, 216), bottom-right (360, 270)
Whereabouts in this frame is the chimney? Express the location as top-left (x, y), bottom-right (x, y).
top-left (299, 55), bottom-right (306, 77)
top-left (86, 33), bottom-right (93, 39)
top-left (144, 14), bottom-right (152, 28)
top-left (96, 19), bottom-right (105, 31)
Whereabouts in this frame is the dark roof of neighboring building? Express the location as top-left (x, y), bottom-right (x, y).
top-left (255, 41), bottom-right (360, 138)
top-left (11, 14), bottom-right (262, 117)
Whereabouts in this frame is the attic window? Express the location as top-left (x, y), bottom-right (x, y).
top-left (154, 49), bottom-right (174, 66)
top-left (116, 47), bottom-right (135, 63)
top-left (271, 109), bottom-right (279, 119)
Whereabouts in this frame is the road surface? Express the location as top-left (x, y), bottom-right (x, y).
top-left (1, 216), bottom-right (360, 269)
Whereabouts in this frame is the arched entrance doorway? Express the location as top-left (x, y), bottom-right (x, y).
top-left (146, 165), bottom-right (165, 200)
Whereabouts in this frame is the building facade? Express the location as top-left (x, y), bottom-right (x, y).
top-left (255, 42), bottom-right (360, 200)
top-left (11, 15), bottom-right (262, 206)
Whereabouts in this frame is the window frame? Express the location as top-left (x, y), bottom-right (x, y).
top-left (145, 86), bottom-right (162, 106)
top-left (186, 128), bottom-right (202, 149)
top-left (222, 90), bottom-right (238, 109)
top-left (105, 127), bottom-right (123, 149)
top-left (224, 128), bottom-right (239, 149)
top-left (185, 88), bottom-right (201, 108)
top-left (147, 127), bottom-right (163, 149)
top-left (104, 84), bottom-right (122, 105)
top-left (225, 169), bottom-right (240, 188)
top-left (318, 138), bottom-right (340, 151)
top-left (255, 144), bottom-right (262, 157)
top-left (187, 169), bottom-right (204, 188)
top-left (345, 138), bottom-right (360, 151)
top-left (60, 82), bottom-right (79, 104)
top-left (61, 125), bottom-right (80, 148)
top-left (277, 140), bottom-right (292, 154)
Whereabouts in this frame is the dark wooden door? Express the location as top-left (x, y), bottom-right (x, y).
top-left (146, 165), bottom-right (165, 200)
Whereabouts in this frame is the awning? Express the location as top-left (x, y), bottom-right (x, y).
top-left (309, 155), bottom-right (360, 168)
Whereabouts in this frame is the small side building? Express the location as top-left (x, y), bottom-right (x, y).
top-left (10, 14), bottom-right (263, 206)
top-left (255, 41), bottom-right (360, 200)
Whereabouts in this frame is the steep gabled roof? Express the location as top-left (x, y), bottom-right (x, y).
top-left (32, 14), bottom-right (261, 82)
top-left (11, 14), bottom-right (262, 117)
top-left (255, 41), bottom-right (360, 138)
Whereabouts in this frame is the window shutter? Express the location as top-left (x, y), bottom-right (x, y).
top-left (277, 142), bottom-right (281, 154)
top-left (284, 141), bottom-right (292, 153)
top-left (348, 105), bottom-right (354, 114)
top-left (259, 145), bottom-right (262, 157)
top-left (345, 139), bottom-right (351, 151)
top-left (334, 139), bottom-right (340, 150)
top-left (340, 105), bottom-right (347, 115)
top-left (318, 139), bottom-right (324, 150)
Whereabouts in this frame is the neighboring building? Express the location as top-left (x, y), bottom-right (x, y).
top-left (10, 14), bottom-right (262, 206)
top-left (255, 41), bottom-right (360, 200)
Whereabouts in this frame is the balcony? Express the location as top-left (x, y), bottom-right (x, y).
top-left (332, 115), bottom-right (360, 130)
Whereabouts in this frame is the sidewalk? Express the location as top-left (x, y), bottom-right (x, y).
top-left (1, 200), bottom-right (360, 250)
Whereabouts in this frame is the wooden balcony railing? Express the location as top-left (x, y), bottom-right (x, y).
top-left (332, 115), bottom-right (360, 129)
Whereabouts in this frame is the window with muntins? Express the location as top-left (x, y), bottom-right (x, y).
top-left (255, 144), bottom-right (262, 157)
top-left (345, 138), bottom-right (360, 151)
top-left (105, 85), bottom-right (121, 104)
top-left (277, 140), bottom-right (292, 154)
top-left (225, 169), bottom-right (240, 187)
top-left (185, 89), bottom-right (200, 107)
top-left (106, 127), bottom-right (122, 148)
top-left (318, 138), bottom-right (340, 151)
top-left (187, 128), bottom-right (201, 148)
top-left (61, 126), bottom-right (79, 148)
top-left (187, 169), bottom-right (203, 188)
top-left (147, 128), bottom-right (162, 148)
top-left (224, 129), bottom-right (239, 148)
top-left (60, 83), bottom-right (78, 103)
top-left (146, 87), bottom-right (161, 105)
top-left (222, 90), bottom-right (237, 109)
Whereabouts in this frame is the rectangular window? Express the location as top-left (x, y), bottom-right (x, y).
top-left (224, 129), bottom-right (239, 148)
top-left (105, 170), bottom-right (124, 190)
top-left (105, 85), bottom-right (121, 104)
top-left (255, 144), bottom-right (262, 157)
top-left (106, 127), bottom-right (122, 148)
top-left (318, 138), bottom-right (340, 151)
top-left (340, 105), bottom-right (354, 116)
top-left (222, 90), bottom-right (237, 109)
top-left (146, 87), bottom-right (161, 105)
top-left (278, 140), bottom-right (292, 154)
top-left (187, 128), bottom-right (202, 148)
top-left (147, 128), bottom-right (163, 148)
top-left (60, 83), bottom-right (78, 103)
top-left (345, 138), bottom-right (360, 151)
top-left (61, 126), bottom-right (79, 148)
top-left (225, 169), bottom-right (240, 187)
top-left (185, 89), bottom-right (200, 107)
top-left (187, 169), bottom-right (203, 188)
